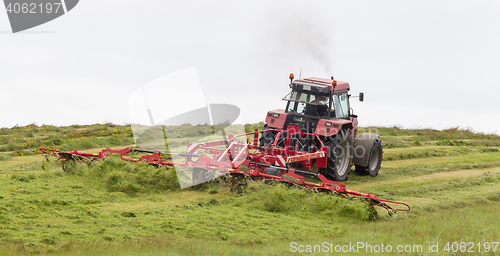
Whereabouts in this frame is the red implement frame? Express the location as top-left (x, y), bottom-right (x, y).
top-left (40, 128), bottom-right (410, 214)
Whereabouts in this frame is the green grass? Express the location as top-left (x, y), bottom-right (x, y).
top-left (0, 168), bottom-right (373, 254)
top-left (2, 196), bottom-right (499, 255)
top-left (1, 123), bottom-right (500, 255)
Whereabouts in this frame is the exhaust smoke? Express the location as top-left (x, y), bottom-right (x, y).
top-left (277, 15), bottom-right (333, 74)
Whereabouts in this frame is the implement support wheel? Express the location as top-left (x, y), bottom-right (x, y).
top-left (230, 173), bottom-right (247, 194)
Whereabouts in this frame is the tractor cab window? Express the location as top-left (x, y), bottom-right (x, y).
top-left (333, 92), bottom-right (349, 119)
top-left (283, 91), bottom-right (328, 116)
top-left (286, 100), bottom-right (308, 115)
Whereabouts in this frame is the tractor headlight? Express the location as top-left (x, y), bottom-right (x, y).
top-left (272, 113), bottom-right (280, 118)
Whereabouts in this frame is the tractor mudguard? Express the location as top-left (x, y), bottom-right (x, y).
top-left (265, 110), bottom-right (288, 129)
top-left (352, 133), bottom-right (381, 167)
top-left (315, 119), bottom-right (352, 137)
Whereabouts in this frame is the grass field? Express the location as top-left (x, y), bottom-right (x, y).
top-left (1, 123), bottom-right (500, 255)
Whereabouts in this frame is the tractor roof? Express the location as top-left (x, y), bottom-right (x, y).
top-left (293, 77), bottom-right (350, 92)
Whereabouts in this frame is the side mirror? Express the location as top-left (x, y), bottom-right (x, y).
top-left (359, 92), bottom-right (364, 102)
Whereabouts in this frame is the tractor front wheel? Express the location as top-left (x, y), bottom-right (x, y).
top-left (319, 130), bottom-right (353, 181)
top-left (259, 125), bottom-right (278, 147)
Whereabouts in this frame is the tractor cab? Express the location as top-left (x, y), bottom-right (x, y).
top-left (264, 73), bottom-right (364, 138)
top-left (279, 75), bottom-right (353, 133)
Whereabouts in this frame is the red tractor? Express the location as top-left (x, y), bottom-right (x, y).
top-left (260, 74), bottom-right (383, 181)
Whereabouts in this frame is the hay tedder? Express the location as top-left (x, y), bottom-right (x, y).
top-left (40, 74), bottom-right (410, 215)
top-left (40, 127), bottom-right (410, 215)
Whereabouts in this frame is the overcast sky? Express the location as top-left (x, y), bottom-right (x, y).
top-left (1, 0), bottom-right (499, 134)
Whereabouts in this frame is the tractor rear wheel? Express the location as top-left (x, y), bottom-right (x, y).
top-left (319, 130), bottom-right (353, 181)
top-left (355, 139), bottom-right (382, 177)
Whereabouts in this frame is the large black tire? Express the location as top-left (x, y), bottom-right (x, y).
top-left (259, 124), bottom-right (279, 147)
top-left (319, 130), bottom-right (353, 181)
top-left (355, 139), bottom-right (382, 177)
